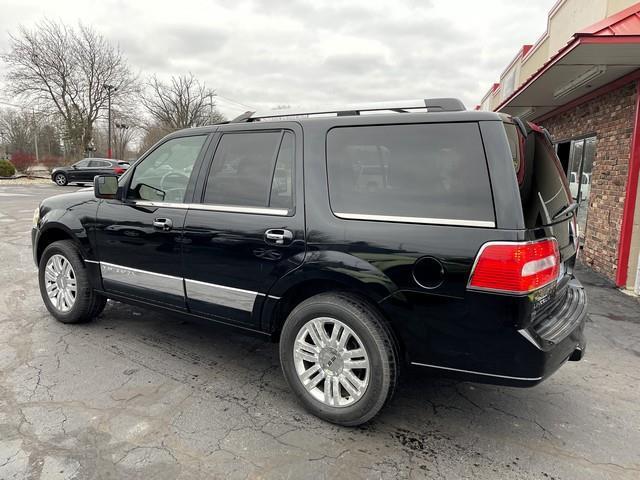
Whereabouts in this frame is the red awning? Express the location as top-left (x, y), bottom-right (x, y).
top-left (497, 2), bottom-right (640, 120)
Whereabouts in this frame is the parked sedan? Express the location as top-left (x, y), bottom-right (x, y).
top-left (51, 158), bottom-right (130, 186)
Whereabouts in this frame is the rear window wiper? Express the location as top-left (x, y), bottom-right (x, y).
top-left (552, 202), bottom-right (578, 220)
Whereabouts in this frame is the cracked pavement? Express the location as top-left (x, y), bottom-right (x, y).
top-left (1, 183), bottom-right (639, 479)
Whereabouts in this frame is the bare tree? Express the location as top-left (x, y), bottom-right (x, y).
top-left (0, 109), bottom-right (35, 155)
top-left (141, 74), bottom-right (224, 130)
top-left (1, 20), bottom-right (137, 159)
top-left (137, 122), bottom-right (173, 156)
top-left (0, 108), bottom-right (63, 170)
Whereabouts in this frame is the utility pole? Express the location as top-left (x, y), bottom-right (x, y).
top-left (104, 84), bottom-right (118, 158)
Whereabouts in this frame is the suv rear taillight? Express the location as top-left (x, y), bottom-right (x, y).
top-left (114, 167), bottom-right (125, 175)
top-left (468, 239), bottom-right (560, 295)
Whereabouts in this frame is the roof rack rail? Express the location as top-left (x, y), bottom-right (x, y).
top-left (229, 98), bottom-right (466, 123)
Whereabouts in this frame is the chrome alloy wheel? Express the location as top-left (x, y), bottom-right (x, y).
top-left (44, 254), bottom-right (77, 312)
top-left (293, 317), bottom-right (370, 407)
top-left (54, 174), bottom-right (65, 185)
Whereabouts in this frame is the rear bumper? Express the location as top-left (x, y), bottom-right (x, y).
top-left (408, 278), bottom-right (588, 387)
top-left (515, 278), bottom-right (587, 383)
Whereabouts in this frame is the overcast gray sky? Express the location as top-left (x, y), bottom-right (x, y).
top-left (0, 0), bottom-right (557, 118)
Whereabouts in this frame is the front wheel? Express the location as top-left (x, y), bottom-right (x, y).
top-left (38, 240), bottom-right (102, 324)
top-left (279, 292), bottom-right (398, 426)
top-left (54, 173), bottom-right (68, 186)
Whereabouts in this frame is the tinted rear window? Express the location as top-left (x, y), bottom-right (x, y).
top-left (506, 125), bottom-right (572, 227)
top-left (326, 123), bottom-right (495, 224)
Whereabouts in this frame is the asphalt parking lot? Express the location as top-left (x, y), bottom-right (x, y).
top-left (1, 183), bottom-right (639, 480)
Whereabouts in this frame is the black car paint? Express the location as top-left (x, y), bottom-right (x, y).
top-left (33, 111), bottom-right (586, 387)
top-left (51, 159), bottom-right (128, 184)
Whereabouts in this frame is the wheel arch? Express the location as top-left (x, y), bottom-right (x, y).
top-left (263, 263), bottom-right (404, 359)
top-left (36, 223), bottom-right (89, 265)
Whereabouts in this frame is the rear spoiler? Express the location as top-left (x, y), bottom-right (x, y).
top-left (513, 117), bottom-right (554, 144)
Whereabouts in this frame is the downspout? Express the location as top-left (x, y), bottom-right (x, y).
top-left (616, 80), bottom-right (640, 287)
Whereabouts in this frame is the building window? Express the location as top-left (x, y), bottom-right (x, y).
top-left (502, 70), bottom-right (516, 100)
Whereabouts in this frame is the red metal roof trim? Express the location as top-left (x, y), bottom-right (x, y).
top-left (496, 2), bottom-right (640, 113)
top-left (579, 1), bottom-right (640, 35)
top-left (495, 37), bottom-right (580, 111)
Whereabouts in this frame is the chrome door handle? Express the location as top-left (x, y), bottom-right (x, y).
top-left (265, 229), bottom-right (293, 245)
top-left (153, 218), bottom-right (173, 231)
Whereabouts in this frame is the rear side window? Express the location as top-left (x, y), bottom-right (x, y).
top-left (326, 123), bottom-right (495, 225)
top-left (204, 130), bottom-right (294, 210)
top-left (88, 160), bottom-right (109, 167)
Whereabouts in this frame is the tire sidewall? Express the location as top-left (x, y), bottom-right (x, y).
top-left (38, 241), bottom-right (92, 323)
top-left (280, 295), bottom-right (392, 425)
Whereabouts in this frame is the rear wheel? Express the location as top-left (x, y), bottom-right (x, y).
top-left (38, 240), bottom-right (101, 324)
top-left (279, 292), bottom-right (398, 426)
top-left (54, 173), bottom-right (68, 186)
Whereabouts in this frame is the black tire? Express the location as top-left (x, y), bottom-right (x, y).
top-left (38, 240), bottom-right (100, 324)
top-left (54, 173), bottom-right (68, 186)
top-left (279, 292), bottom-right (398, 426)
top-left (89, 294), bottom-right (108, 318)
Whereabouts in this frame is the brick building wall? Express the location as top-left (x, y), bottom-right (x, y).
top-left (540, 81), bottom-right (638, 281)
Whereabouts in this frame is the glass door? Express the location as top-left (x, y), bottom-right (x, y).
top-left (567, 136), bottom-right (596, 240)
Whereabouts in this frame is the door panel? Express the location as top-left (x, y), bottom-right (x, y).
top-left (93, 134), bottom-right (210, 309)
top-left (95, 160), bottom-right (114, 178)
top-left (95, 201), bottom-right (187, 309)
top-left (182, 209), bottom-right (304, 324)
top-left (183, 124), bottom-right (304, 327)
top-left (69, 160), bottom-right (89, 181)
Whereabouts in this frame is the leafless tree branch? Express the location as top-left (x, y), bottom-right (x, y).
top-left (1, 20), bottom-right (137, 159)
top-left (141, 73), bottom-right (224, 130)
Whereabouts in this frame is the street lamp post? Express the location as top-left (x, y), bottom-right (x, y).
top-left (114, 122), bottom-right (129, 160)
top-left (104, 84), bottom-right (118, 159)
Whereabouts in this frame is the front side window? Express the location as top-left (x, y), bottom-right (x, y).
top-left (326, 123), bottom-right (495, 224)
top-left (75, 160), bottom-right (90, 168)
top-left (203, 130), bottom-right (294, 210)
top-left (128, 135), bottom-right (206, 203)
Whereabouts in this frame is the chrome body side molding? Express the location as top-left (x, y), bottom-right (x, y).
top-left (133, 201), bottom-right (289, 216)
top-left (185, 278), bottom-right (258, 312)
top-left (100, 261), bottom-right (184, 297)
top-left (410, 362), bottom-right (542, 381)
top-left (333, 212), bottom-right (495, 228)
top-left (97, 261), bottom-right (279, 311)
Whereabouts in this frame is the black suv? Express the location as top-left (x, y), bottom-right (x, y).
top-left (51, 158), bottom-right (129, 186)
top-left (32, 99), bottom-right (587, 426)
